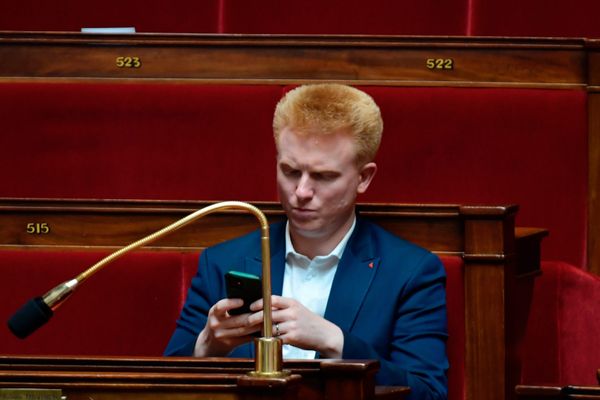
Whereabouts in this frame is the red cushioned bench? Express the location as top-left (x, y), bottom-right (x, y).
top-left (0, 250), bottom-right (199, 356)
top-left (2, 0), bottom-right (600, 38)
top-left (1, 199), bottom-right (597, 400)
top-left (0, 82), bottom-right (588, 268)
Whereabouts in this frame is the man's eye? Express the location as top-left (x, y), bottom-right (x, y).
top-left (283, 169), bottom-right (301, 178)
top-left (314, 173), bottom-right (337, 181)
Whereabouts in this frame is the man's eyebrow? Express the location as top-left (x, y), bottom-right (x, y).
top-left (278, 161), bottom-right (296, 169)
top-left (311, 169), bottom-right (341, 177)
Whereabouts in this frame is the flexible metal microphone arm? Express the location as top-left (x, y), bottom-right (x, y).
top-left (10, 201), bottom-right (286, 377)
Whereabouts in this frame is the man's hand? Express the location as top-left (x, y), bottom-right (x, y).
top-left (193, 298), bottom-right (262, 357)
top-left (249, 295), bottom-right (344, 358)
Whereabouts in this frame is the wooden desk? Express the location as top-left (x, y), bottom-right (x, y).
top-left (0, 355), bottom-right (409, 400)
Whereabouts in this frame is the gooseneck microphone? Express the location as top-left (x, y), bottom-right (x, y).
top-left (8, 295), bottom-right (58, 339)
top-left (6, 201), bottom-right (286, 377)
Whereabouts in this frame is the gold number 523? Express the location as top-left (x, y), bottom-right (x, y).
top-left (116, 56), bottom-right (142, 68)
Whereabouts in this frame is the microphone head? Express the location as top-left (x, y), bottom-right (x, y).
top-left (7, 297), bottom-right (53, 339)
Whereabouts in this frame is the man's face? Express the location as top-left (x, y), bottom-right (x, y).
top-left (276, 127), bottom-right (376, 241)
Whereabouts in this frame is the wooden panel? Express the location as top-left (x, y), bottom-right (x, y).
top-left (0, 199), bottom-right (465, 253)
top-left (0, 32), bottom-right (586, 87)
top-left (462, 206), bottom-right (517, 400)
top-left (0, 356), bottom-right (406, 400)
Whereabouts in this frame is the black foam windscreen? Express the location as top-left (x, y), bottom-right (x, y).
top-left (7, 297), bottom-right (53, 339)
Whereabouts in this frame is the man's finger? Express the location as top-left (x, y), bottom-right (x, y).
top-left (212, 298), bottom-right (244, 316)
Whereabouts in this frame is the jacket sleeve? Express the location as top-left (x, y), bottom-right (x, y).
top-left (340, 252), bottom-right (448, 400)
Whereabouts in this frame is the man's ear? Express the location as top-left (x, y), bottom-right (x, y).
top-left (357, 162), bottom-right (377, 194)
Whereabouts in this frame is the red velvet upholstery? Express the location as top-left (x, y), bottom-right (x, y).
top-left (519, 261), bottom-right (600, 386)
top-left (0, 1), bottom-right (219, 33)
top-left (0, 83), bottom-right (588, 268)
top-left (358, 86), bottom-right (588, 268)
top-left (439, 255), bottom-right (466, 400)
top-left (220, 0), bottom-right (468, 35)
top-left (470, 0), bottom-right (600, 38)
top-left (0, 82), bottom-right (282, 201)
top-left (3, 0), bottom-right (600, 38)
top-left (0, 250), bottom-right (198, 356)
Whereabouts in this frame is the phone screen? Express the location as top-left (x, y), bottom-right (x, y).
top-left (225, 271), bottom-right (262, 315)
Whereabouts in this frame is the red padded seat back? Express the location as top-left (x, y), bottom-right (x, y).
top-left (0, 0), bottom-right (220, 33)
top-left (518, 261), bottom-right (600, 386)
top-left (0, 250), bottom-right (199, 356)
top-left (0, 82), bottom-right (282, 201)
top-left (439, 256), bottom-right (465, 400)
top-left (358, 86), bottom-right (588, 268)
top-left (470, 0), bottom-right (600, 38)
top-left (220, 0), bottom-right (468, 35)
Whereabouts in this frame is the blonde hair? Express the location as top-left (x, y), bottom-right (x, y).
top-left (273, 84), bottom-right (383, 165)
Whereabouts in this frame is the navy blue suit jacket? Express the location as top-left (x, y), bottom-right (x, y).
top-left (165, 218), bottom-right (448, 400)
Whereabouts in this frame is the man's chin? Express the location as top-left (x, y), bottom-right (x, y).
top-left (289, 221), bottom-right (327, 239)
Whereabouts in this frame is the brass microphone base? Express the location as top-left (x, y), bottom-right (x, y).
top-left (248, 337), bottom-right (290, 378)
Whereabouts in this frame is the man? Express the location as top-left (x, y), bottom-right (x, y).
top-left (165, 84), bottom-right (448, 399)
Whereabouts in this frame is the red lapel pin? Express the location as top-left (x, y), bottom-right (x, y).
top-left (368, 262), bottom-right (374, 269)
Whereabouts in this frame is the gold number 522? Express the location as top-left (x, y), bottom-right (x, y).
top-left (426, 58), bottom-right (454, 70)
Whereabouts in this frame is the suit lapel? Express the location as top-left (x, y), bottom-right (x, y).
top-left (242, 219), bottom-right (379, 333)
top-left (324, 219), bottom-right (380, 332)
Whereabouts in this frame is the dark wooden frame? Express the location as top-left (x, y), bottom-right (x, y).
top-left (0, 198), bottom-right (547, 400)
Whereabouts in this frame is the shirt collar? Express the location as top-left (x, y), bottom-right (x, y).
top-left (285, 215), bottom-right (357, 262)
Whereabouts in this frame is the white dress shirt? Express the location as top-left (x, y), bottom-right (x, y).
top-left (281, 217), bottom-right (356, 359)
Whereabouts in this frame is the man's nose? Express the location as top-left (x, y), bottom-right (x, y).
top-left (295, 174), bottom-right (314, 199)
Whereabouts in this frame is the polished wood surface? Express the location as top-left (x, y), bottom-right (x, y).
top-left (0, 199), bottom-right (546, 400)
top-left (0, 199), bottom-right (534, 261)
top-left (0, 355), bottom-right (409, 400)
top-left (0, 32), bottom-right (586, 87)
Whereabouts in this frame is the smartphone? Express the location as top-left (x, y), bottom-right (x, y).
top-left (225, 271), bottom-right (262, 315)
